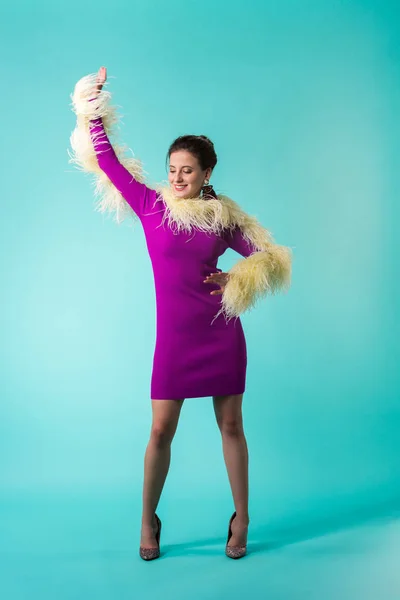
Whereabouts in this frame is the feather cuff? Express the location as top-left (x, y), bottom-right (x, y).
top-left (69, 73), bottom-right (145, 223)
top-left (218, 244), bottom-right (292, 321)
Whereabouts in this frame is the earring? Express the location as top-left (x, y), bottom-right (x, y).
top-left (202, 179), bottom-right (216, 199)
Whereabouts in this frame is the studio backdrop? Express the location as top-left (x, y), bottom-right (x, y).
top-left (1, 0), bottom-right (399, 537)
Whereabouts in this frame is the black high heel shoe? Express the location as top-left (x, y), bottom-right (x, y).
top-left (139, 514), bottom-right (162, 561)
top-left (225, 511), bottom-right (247, 559)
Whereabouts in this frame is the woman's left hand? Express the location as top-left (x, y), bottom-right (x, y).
top-left (203, 272), bottom-right (230, 295)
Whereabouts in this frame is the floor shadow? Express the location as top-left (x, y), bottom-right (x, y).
top-left (253, 495), bottom-right (400, 553)
top-left (162, 495), bottom-right (400, 557)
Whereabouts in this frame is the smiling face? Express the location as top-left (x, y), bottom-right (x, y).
top-left (168, 150), bottom-right (212, 199)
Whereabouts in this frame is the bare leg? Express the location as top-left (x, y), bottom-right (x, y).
top-left (141, 398), bottom-right (184, 548)
top-left (213, 394), bottom-right (249, 546)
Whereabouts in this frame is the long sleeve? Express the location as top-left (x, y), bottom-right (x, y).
top-left (88, 117), bottom-right (154, 219)
top-left (219, 225), bottom-right (292, 320)
top-left (224, 226), bottom-right (258, 257)
top-left (69, 73), bottom-right (155, 223)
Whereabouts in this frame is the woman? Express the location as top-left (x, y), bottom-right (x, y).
top-left (69, 67), bottom-right (292, 561)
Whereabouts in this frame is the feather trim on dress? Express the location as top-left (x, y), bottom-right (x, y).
top-left (69, 73), bottom-right (146, 223)
top-left (155, 185), bottom-right (238, 236)
top-left (157, 185), bottom-right (292, 320)
top-left (69, 74), bottom-right (292, 318)
top-left (155, 185), bottom-right (274, 246)
top-left (215, 245), bottom-right (292, 321)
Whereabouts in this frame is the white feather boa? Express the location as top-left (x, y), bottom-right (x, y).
top-left (156, 187), bottom-right (292, 320)
top-left (216, 245), bottom-right (292, 321)
top-left (69, 73), bottom-right (145, 223)
top-left (69, 74), bottom-right (292, 319)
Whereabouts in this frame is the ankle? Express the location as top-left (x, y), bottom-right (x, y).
top-left (141, 514), bottom-right (157, 529)
top-left (234, 514), bottom-right (250, 526)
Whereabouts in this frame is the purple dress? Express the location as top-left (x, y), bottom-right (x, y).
top-left (90, 119), bottom-right (257, 400)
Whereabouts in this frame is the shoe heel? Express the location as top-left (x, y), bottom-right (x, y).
top-left (225, 511), bottom-right (247, 559)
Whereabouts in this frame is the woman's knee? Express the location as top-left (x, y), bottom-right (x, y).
top-left (219, 416), bottom-right (244, 438)
top-left (150, 422), bottom-right (177, 448)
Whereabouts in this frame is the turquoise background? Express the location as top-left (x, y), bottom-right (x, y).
top-left (1, 0), bottom-right (399, 598)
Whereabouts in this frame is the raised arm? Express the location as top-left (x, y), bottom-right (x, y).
top-left (69, 67), bottom-right (155, 222)
top-left (88, 115), bottom-right (152, 217)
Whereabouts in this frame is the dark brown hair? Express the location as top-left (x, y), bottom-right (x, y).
top-left (167, 135), bottom-right (218, 172)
